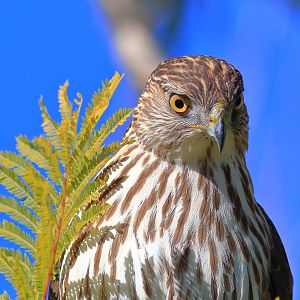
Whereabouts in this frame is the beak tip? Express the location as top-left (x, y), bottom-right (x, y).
top-left (213, 136), bottom-right (225, 154)
top-left (209, 118), bottom-right (226, 154)
top-left (218, 140), bottom-right (225, 153)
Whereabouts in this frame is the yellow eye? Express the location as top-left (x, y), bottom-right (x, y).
top-left (234, 94), bottom-right (244, 110)
top-left (169, 94), bottom-right (189, 114)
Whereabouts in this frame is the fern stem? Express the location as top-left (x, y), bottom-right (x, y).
top-left (42, 160), bottom-right (70, 300)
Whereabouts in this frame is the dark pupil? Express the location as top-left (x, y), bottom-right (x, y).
top-left (175, 99), bottom-right (184, 109)
top-left (235, 97), bottom-right (241, 106)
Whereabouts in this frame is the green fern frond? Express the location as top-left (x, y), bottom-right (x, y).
top-left (17, 134), bottom-right (63, 186)
top-left (67, 155), bottom-right (112, 211)
top-left (76, 72), bottom-right (123, 152)
top-left (45, 81), bottom-right (75, 165)
top-left (55, 224), bottom-right (77, 262)
top-left (97, 141), bottom-right (121, 161)
top-left (68, 152), bottom-right (106, 193)
top-left (39, 97), bottom-right (62, 153)
top-left (66, 142), bottom-right (123, 224)
top-left (59, 85), bottom-right (83, 152)
top-left (0, 196), bottom-right (37, 232)
top-left (33, 136), bottom-right (63, 185)
top-left (33, 183), bottom-right (53, 297)
top-left (0, 150), bottom-right (56, 209)
top-left (22, 164), bottom-right (59, 210)
top-left (85, 107), bottom-right (132, 159)
top-left (0, 249), bottom-right (13, 280)
top-left (64, 180), bottom-right (101, 229)
top-left (68, 141), bottom-right (122, 194)
top-left (57, 203), bottom-right (109, 262)
top-left (0, 290), bottom-right (11, 300)
top-left (0, 73), bottom-right (129, 299)
top-left (0, 220), bottom-right (35, 253)
top-left (0, 151), bottom-right (34, 177)
top-left (13, 250), bottom-right (34, 299)
top-left (0, 249), bottom-right (34, 299)
top-left (58, 81), bottom-right (72, 122)
top-left (67, 142), bottom-right (122, 198)
top-left (29, 175), bottom-right (52, 209)
top-left (68, 96), bottom-right (82, 147)
top-left (57, 81), bottom-right (75, 163)
top-left (0, 166), bottom-right (33, 201)
top-left (70, 176), bottom-right (101, 206)
top-left (57, 120), bottom-right (72, 165)
top-left (75, 203), bottom-right (110, 231)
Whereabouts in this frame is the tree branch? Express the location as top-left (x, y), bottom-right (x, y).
top-left (100, 0), bottom-right (163, 90)
top-left (42, 160), bottom-right (70, 300)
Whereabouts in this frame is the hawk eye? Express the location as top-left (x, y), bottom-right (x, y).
top-left (169, 94), bottom-right (188, 114)
top-left (234, 94), bottom-right (244, 110)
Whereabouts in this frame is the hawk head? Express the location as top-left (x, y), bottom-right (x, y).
top-left (131, 55), bottom-right (248, 161)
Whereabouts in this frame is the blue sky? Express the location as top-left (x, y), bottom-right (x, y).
top-left (0, 0), bottom-right (299, 298)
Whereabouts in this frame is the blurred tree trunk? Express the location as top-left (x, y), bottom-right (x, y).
top-left (99, 0), bottom-right (163, 91)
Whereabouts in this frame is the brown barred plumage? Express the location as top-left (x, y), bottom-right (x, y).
top-left (59, 55), bottom-right (292, 299)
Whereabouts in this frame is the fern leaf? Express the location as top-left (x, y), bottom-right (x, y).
top-left (32, 136), bottom-right (63, 185)
top-left (57, 81), bottom-right (82, 165)
top-left (26, 173), bottom-right (53, 209)
top-left (67, 155), bottom-right (111, 223)
top-left (0, 249), bottom-right (13, 280)
top-left (0, 249), bottom-right (34, 299)
top-left (13, 251), bottom-right (34, 299)
top-left (41, 82), bottom-right (75, 165)
top-left (0, 290), bottom-right (11, 300)
top-left (20, 164), bottom-right (59, 210)
top-left (0, 151), bottom-right (33, 176)
top-left (59, 83), bottom-right (82, 152)
top-left (10, 249), bottom-right (32, 278)
top-left (57, 119), bottom-right (71, 165)
top-left (58, 81), bottom-right (72, 122)
top-left (76, 72), bottom-right (123, 152)
top-left (0, 196), bottom-right (38, 232)
top-left (33, 136), bottom-right (62, 184)
top-left (66, 141), bottom-right (124, 221)
top-left (56, 217), bottom-right (79, 262)
top-left (0, 150), bottom-right (58, 209)
top-left (67, 150), bottom-right (113, 197)
top-left (0, 75), bottom-right (131, 299)
top-left (85, 108), bottom-right (132, 159)
top-left (0, 166), bottom-right (33, 201)
top-left (32, 181), bottom-right (53, 297)
top-left (57, 203), bottom-right (109, 262)
top-left (16, 135), bottom-right (49, 170)
top-left (39, 97), bottom-right (62, 154)
top-left (68, 74), bottom-right (124, 180)
top-left (0, 220), bottom-right (35, 254)
top-left (75, 203), bottom-right (109, 231)
top-left (16, 135), bottom-right (63, 187)
top-left (68, 96), bottom-right (82, 146)
top-left (64, 180), bottom-right (101, 228)
top-left (97, 141), bottom-right (121, 161)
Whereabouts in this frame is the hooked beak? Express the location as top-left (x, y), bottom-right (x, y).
top-left (190, 103), bottom-right (227, 153)
top-left (207, 117), bottom-right (226, 153)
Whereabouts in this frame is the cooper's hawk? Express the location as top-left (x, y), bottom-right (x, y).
top-left (59, 56), bottom-right (293, 299)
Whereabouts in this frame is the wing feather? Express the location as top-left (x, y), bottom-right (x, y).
top-left (257, 204), bottom-right (293, 300)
